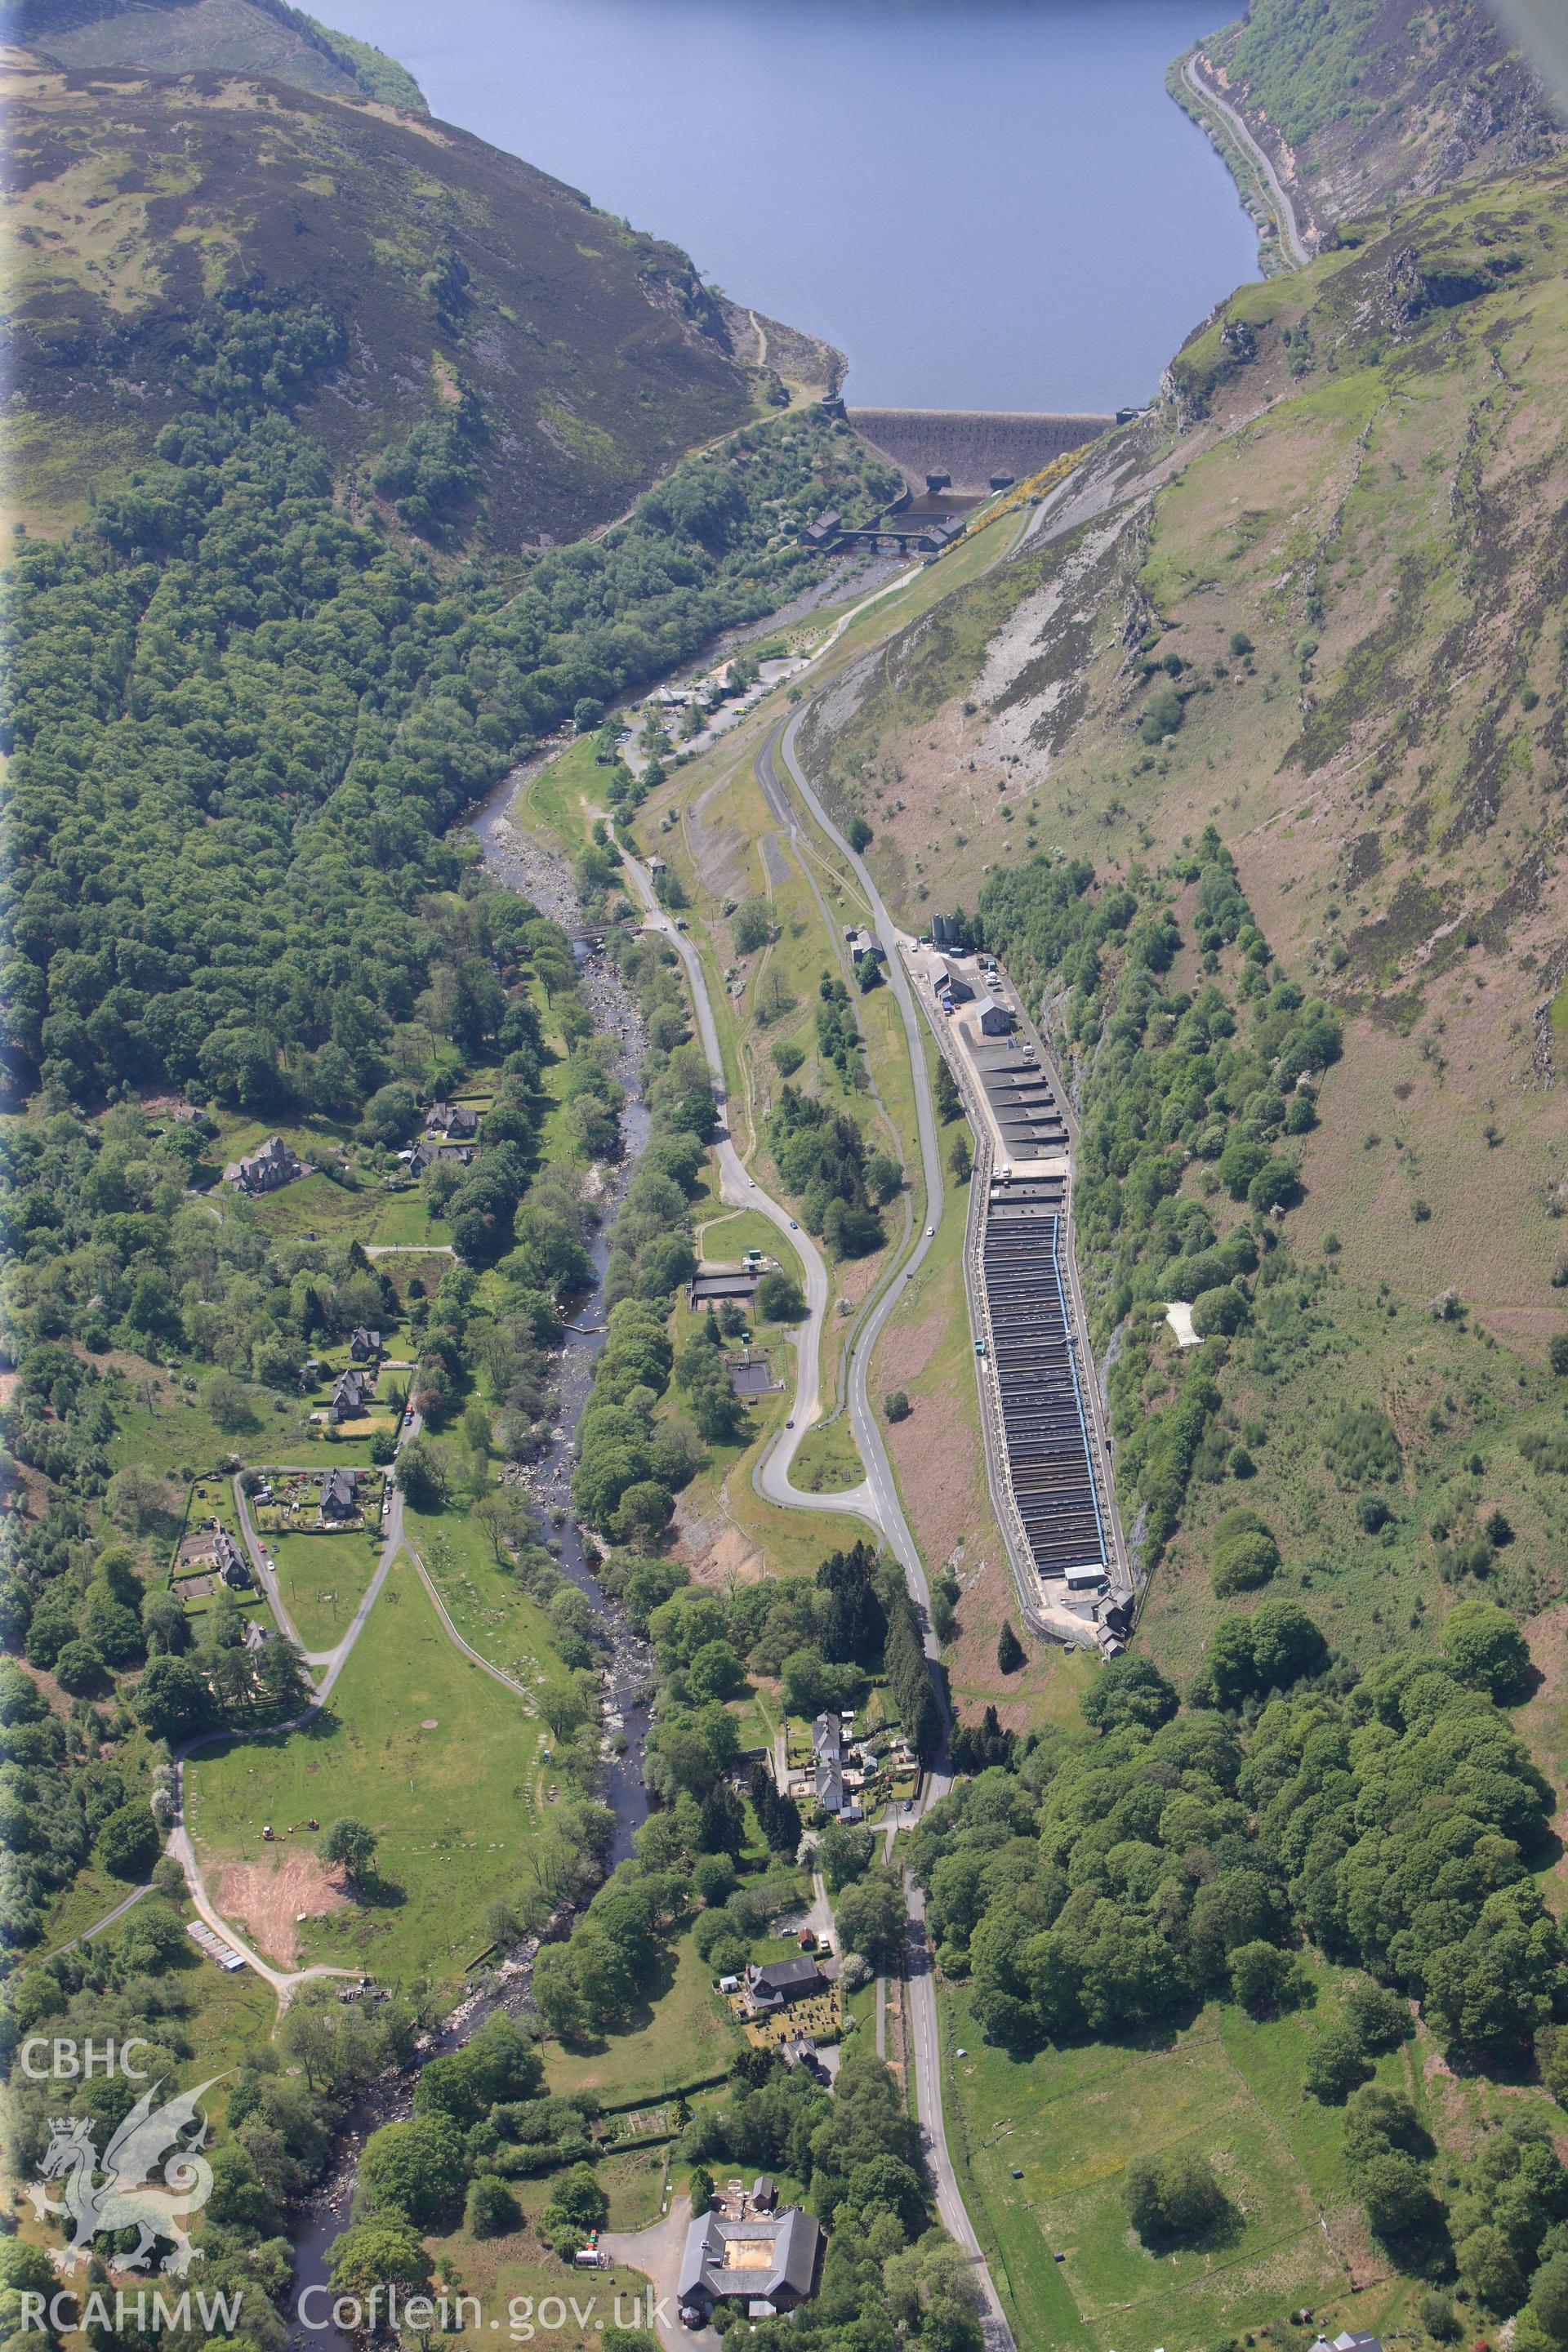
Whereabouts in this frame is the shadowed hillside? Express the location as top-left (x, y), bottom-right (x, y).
top-left (1, 48), bottom-right (777, 547)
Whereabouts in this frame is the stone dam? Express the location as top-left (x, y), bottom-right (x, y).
top-left (843, 405), bottom-right (1119, 492)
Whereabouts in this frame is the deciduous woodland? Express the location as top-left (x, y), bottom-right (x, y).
top-left (10, 4), bottom-right (1568, 2351)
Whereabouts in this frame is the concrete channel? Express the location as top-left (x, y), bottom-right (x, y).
top-left (903, 939), bottom-right (1134, 1651)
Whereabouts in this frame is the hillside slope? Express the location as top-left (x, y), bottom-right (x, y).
top-left (9, 0), bottom-right (427, 108)
top-left (1193, 0), bottom-right (1563, 239)
top-left (1, 49), bottom-right (777, 547)
top-left (808, 157), bottom-right (1568, 1673)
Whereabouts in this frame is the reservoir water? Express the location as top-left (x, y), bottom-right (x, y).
top-left (317, 0), bottom-right (1258, 412)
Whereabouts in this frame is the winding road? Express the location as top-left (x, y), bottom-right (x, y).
top-left (614, 744), bottom-right (1016, 2350)
top-left (1181, 51), bottom-right (1310, 269)
top-left (612, 834), bottom-right (870, 1516)
top-left (162, 1415), bottom-right (428, 2002)
top-left (760, 719), bottom-right (1019, 2352)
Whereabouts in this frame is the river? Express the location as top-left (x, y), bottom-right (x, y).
top-left (290, 768), bottom-right (653, 2333)
top-left (314, 0), bottom-right (1258, 412)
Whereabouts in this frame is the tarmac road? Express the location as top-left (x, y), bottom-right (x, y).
top-left (756, 724), bottom-right (1022, 2351)
top-left (611, 822), bottom-right (880, 1521)
top-left (756, 717), bottom-right (948, 1633)
top-left (1181, 51), bottom-right (1310, 268)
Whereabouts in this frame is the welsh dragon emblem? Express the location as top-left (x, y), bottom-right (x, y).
top-left (26, 2078), bottom-right (222, 2274)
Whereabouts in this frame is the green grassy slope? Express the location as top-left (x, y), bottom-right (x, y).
top-left (2, 49), bottom-right (761, 546)
top-left (1199, 0), bottom-right (1563, 236)
top-left (795, 158), bottom-right (1568, 1669)
top-left (13, 0), bottom-right (428, 110)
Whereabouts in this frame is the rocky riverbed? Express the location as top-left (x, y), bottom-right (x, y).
top-left (290, 768), bottom-right (657, 2334)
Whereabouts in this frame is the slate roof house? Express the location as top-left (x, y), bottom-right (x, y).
top-left (213, 1528), bottom-right (251, 1589)
top-left (429, 1100), bottom-right (479, 1140)
top-left (234, 1135), bottom-right (302, 1196)
top-left (745, 1955), bottom-right (825, 2014)
top-left (330, 1368), bottom-right (372, 1423)
top-left (321, 1467), bottom-right (359, 1521)
top-left (677, 2204), bottom-right (822, 2325)
top-left (410, 1139), bottom-right (474, 1176)
top-left (811, 1711), bottom-right (844, 1815)
top-left (348, 1328), bottom-right (382, 1362)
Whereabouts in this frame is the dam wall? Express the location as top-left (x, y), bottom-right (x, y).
top-left (844, 406), bottom-right (1116, 493)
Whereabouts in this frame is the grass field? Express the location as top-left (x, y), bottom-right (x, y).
top-left (265, 1527), bottom-right (382, 1650)
top-left (34, 1857), bottom-right (149, 1959)
top-left (543, 1927), bottom-right (741, 2105)
top-left (404, 1501), bottom-right (582, 1713)
top-left (107, 1356), bottom-right (310, 1493)
top-left (425, 2213), bottom-right (661, 2350)
top-left (940, 1962), bottom-right (1438, 2352)
top-left (185, 1554), bottom-right (548, 1984)
top-left (515, 733), bottom-right (604, 858)
top-left (1137, 1255), bottom-right (1568, 1683)
top-left (178, 1949), bottom-right (282, 2103)
top-left (693, 1205), bottom-right (800, 1272)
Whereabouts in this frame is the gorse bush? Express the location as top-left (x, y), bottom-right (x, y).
top-left (1325, 1404), bottom-right (1401, 1486)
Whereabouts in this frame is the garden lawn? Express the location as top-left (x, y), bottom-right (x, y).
top-left (366, 1192), bottom-right (452, 1247)
top-left (184, 1554), bottom-right (548, 1985)
top-left (544, 1927), bottom-right (741, 2106)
